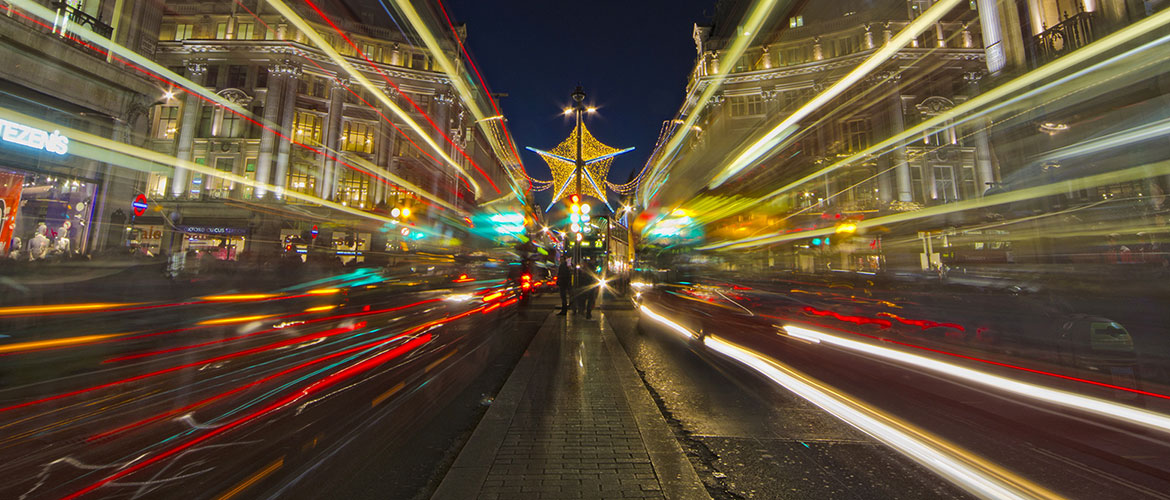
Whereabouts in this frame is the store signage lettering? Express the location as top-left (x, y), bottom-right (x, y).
top-left (0, 119), bottom-right (69, 155)
top-left (175, 225), bottom-right (248, 236)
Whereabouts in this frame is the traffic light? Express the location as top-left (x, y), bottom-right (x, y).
top-left (570, 194), bottom-right (580, 204)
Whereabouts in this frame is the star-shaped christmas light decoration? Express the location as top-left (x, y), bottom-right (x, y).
top-left (526, 121), bottom-right (633, 210)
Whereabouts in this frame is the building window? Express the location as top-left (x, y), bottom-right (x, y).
top-left (153, 105), bottom-right (179, 139)
top-left (147, 173), bottom-right (168, 197)
top-left (173, 23), bottom-right (194, 41)
top-left (249, 105), bottom-right (264, 138)
top-left (337, 168), bottom-right (369, 208)
top-left (410, 53), bottom-right (427, 70)
top-left (934, 165), bottom-right (957, 202)
top-left (256, 67), bottom-right (268, 89)
top-left (207, 157), bottom-right (234, 195)
top-left (842, 118), bottom-right (871, 152)
top-left (960, 165), bottom-right (977, 199)
top-left (226, 65), bottom-right (247, 89)
top-left (728, 94), bottom-right (764, 117)
top-left (362, 43), bottom-right (379, 60)
top-left (204, 65), bottom-right (220, 88)
top-left (197, 106), bottom-right (214, 137)
top-left (235, 22), bottom-right (254, 40)
top-left (342, 121), bottom-right (375, 154)
top-left (218, 110), bottom-right (244, 138)
top-left (293, 112), bottom-right (323, 145)
top-left (910, 165), bottom-right (924, 202)
top-left (789, 16), bottom-right (803, 28)
top-left (286, 169), bottom-right (316, 197)
top-left (216, 22), bottom-right (228, 39)
top-left (395, 133), bottom-right (420, 158)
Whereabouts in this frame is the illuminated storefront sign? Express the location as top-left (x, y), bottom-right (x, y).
top-left (175, 225), bottom-right (249, 236)
top-left (0, 119), bottom-right (68, 155)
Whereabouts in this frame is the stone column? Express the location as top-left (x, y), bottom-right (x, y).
top-left (173, 58), bottom-right (206, 198)
top-left (965, 72), bottom-right (996, 195)
top-left (272, 61), bottom-right (301, 200)
top-left (433, 91), bottom-right (453, 204)
top-left (888, 90), bottom-right (912, 202)
top-left (374, 100), bottom-right (397, 206)
top-left (321, 77), bottom-right (347, 200)
top-left (253, 60), bottom-right (289, 198)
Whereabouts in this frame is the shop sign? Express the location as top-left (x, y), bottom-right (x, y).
top-left (0, 119), bottom-right (69, 155)
top-left (175, 225), bottom-right (248, 236)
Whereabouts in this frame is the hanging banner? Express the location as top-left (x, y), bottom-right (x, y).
top-left (0, 171), bottom-right (24, 255)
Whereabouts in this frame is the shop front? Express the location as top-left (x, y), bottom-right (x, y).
top-left (1, 168), bottom-right (97, 260)
top-left (175, 224), bottom-right (248, 261)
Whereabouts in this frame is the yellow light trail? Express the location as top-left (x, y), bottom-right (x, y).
top-left (701, 157), bottom-right (1170, 251)
top-left (306, 288), bottom-right (342, 295)
top-left (264, 0), bottom-right (482, 197)
top-left (200, 294), bottom-right (278, 301)
top-left (197, 315), bottom-right (279, 326)
top-left (0, 333), bottom-right (129, 354)
top-left (0, 106), bottom-right (424, 234)
top-left (0, 303), bottom-right (136, 316)
top-left (8, 0), bottom-right (251, 118)
top-left (214, 457), bottom-right (285, 500)
top-left (707, 0), bottom-right (964, 189)
top-left (639, 0), bottom-right (785, 205)
top-left (387, 0), bottom-right (517, 167)
top-left (304, 305), bottom-right (338, 313)
top-left (728, 7), bottom-right (1170, 216)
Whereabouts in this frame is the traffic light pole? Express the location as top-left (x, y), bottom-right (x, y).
top-left (571, 86), bottom-right (585, 288)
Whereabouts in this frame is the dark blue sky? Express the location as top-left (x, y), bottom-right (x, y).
top-left (442, 0), bottom-right (716, 206)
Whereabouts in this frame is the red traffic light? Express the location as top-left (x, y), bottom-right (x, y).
top-left (569, 194), bottom-right (580, 204)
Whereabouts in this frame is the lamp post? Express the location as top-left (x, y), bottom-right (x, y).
top-left (570, 86), bottom-right (586, 288)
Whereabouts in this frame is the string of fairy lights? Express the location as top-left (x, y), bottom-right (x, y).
top-left (526, 121), bottom-right (632, 206)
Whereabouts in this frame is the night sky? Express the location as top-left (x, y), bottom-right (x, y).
top-left (442, 0), bottom-right (717, 208)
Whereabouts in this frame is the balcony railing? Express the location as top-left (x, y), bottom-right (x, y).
top-left (1035, 11), bottom-right (1096, 60)
top-left (50, 2), bottom-right (113, 38)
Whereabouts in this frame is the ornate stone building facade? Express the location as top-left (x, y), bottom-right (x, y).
top-left (146, 0), bottom-right (505, 211)
top-left (674, 1), bottom-right (993, 213)
top-left (0, 0), bottom-right (163, 257)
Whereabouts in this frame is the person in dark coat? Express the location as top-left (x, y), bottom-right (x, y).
top-left (575, 257), bottom-right (596, 319)
top-left (556, 256), bottom-right (572, 315)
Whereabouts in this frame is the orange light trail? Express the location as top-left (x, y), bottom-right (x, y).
top-left (197, 315), bottom-right (279, 326)
top-left (0, 333), bottom-right (130, 354)
top-left (0, 303), bottom-right (137, 316)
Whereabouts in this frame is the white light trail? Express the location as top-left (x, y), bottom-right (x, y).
top-left (703, 334), bottom-right (1058, 500)
top-left (782, 325), bottom-right (1170, 434)
top-left (639, 305), bottom-right (694, 339)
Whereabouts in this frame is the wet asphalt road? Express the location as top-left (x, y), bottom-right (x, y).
top-left (606, 308), bottom-right (969, 500)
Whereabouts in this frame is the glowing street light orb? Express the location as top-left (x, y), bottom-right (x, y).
top-left (575, 233), bottom-right (583, 242)
top-left (402, 208), bottom-right (412, 217)
top-left (391, 208), bottom-right (401, 218)
top-left (581, 203), bottom-right (591, 214)
top-left (571, 223), bottom-right (581, 233)
top-left (571, 204), bottom-right (580, 214)
top-left (563, 108), bottom-right (573, 115)
top-left (570, 213), bottom-right (580, 223)
top-left (586, 107), bottom-right (597, 113)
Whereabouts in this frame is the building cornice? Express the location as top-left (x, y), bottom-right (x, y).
top-left (156, 41), bottom-right (452, 86)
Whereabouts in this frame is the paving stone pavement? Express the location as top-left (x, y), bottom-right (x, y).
top-left (432, 308), bottom-right (708, 500)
